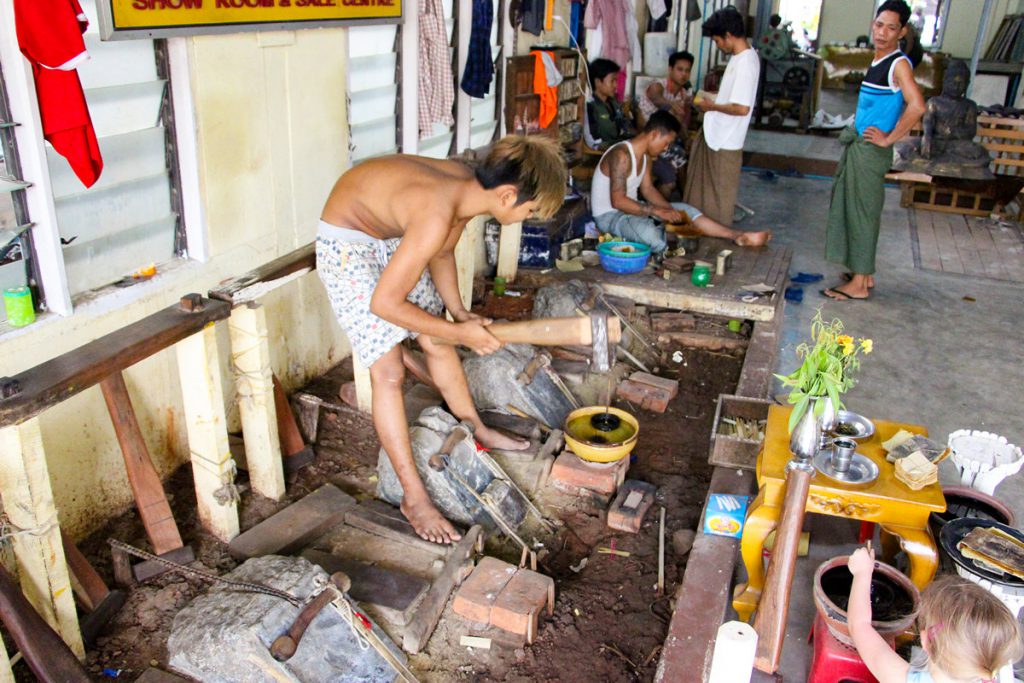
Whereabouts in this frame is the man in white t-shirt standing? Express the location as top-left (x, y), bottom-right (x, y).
top-left (684, 6), bottom-right (760, 226)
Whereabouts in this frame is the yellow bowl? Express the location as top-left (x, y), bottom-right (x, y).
top-left (563, 406), bottom-right (640, 463)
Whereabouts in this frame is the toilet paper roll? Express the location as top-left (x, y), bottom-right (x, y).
top-left (708, 620), bottom-right (757, 683)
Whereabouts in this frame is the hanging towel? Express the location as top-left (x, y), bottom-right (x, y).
top-left (461, 0), bottom-right (495, 98)
top-left (584, 0), bottom-right (631, 70)
top-left (625, 0), bottom-right (643, 73)
top-left (646, 0), bottom-right (667, 24)
top-left (522, 0), bottom-right (546, 35)
top-left (532, 51), bottom-right (558, 128)
top-left (418, 0), bottom-right (455, 138)
top-left (14, 0), bottom-right (102, 188)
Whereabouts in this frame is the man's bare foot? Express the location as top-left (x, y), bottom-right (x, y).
top-left (735, 230), bottom-right (772, 247)
top-left (475, 425), bottom-right (530, 451)
top-left (821, 285), bottom-right (869, 301)
top-left (400, 496), bottom-right (462, 544)
top-left (842, 272), bottom-right (875, 288)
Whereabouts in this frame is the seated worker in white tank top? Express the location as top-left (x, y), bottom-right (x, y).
top-left (590, 111), bottom-right (771, 254)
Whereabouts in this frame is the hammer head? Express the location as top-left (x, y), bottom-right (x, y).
top-left (589, 311), bottom-right (615, 373)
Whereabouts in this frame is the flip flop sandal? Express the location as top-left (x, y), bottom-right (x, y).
top-left (820, 287), bottom-right (868, 301)
top-left (790, 272), bottom-right (823, 284)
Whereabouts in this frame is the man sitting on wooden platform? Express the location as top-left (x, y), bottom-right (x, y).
top-left (590, 111), bottom-right (771, 255)
top-left (316, 136), bottom-right (567, 545)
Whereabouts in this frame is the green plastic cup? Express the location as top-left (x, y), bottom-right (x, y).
top-left (4, 286), bottom-right (35, 327)
top-left (493, 277), bottom-right (506, 296)
top-left (728, 319), bottom-right (742, 333)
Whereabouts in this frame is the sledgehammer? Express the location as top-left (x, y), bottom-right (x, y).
top-left (433, 314), bottom-right (622, 372)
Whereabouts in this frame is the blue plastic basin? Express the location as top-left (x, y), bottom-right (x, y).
top-left (597, 241), bottom-right (651, 274)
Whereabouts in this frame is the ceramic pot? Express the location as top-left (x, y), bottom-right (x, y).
top-left (789, 398), bottom-right (822, 462)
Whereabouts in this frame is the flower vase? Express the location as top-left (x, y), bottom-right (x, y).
top-left (817, 396), bottom-right (838, 449)
top-left (790, 397), bottom-right (822, 464)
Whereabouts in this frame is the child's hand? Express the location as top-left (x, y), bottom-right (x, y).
top-left (847, 547), bottom-right (875, 577)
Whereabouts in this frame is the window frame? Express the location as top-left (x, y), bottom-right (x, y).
top-left (0, 2), bottom-right (205, 322)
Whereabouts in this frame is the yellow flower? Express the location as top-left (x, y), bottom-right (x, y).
top-left (836, 335), bottom-right (853, 346)
top-left (842, 342), bottom-right (855, 356)
top-left (860, 339), bottom-right (873, 354)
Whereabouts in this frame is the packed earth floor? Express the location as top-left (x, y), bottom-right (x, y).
top-left (54, 298), bottom-right (745, 683)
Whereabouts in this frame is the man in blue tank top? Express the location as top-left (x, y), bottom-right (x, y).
top-left (822, 0), bottom-right (925, 301)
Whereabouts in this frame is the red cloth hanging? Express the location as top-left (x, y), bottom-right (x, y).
top-left (14, 0), bottom-right (103, 188)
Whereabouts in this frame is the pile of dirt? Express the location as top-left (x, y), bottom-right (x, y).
top-left (65, 342), bottom-right (739, 682)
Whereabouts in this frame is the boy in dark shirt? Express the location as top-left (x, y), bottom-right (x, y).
top-left (585, 58), bottom-right (633, 149)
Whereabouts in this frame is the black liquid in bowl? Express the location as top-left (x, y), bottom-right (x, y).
top-left (819, 566), bottom-right (916, 623)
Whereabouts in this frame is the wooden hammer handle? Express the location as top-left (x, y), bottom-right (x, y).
top-left (433, 317), bottom-right (621, 347)
top-left (271, 572), bottom-right (351, 661)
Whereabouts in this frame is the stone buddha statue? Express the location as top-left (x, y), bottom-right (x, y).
top-left (894, 60), bottom-right (994, 180)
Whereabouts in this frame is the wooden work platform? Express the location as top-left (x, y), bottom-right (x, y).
top-left (910, 208), bottom-right (1024, 283)
top-left (524, 238), bottom-right (792, 322)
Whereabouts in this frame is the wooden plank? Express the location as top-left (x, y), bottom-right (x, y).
top-left (914, 210), bottom-right (942, 271)
top-left (229, 484), bottom-right (355, 559)
top-left (929, 211), bottom-right (966, 274)
top-left (964, 217), bottom-right (1009, 281)
top-left (948, 214), bottom-right (988, 277)
top-left (61, 532), bottom-right (108, 612)
top-left (175, 325), bottom-right (240, 543)
top-left (403, 525), bottom-right (482, 654)
top-left (228, 304), bottom-right (285, 501)
top-left (0, 296), bottom-right (231, 427)
top-left (497, 221), bottom-right (523, 283)
top-left (988, 222), bottom-right (1024, 282)
top-left (300, 549), bottom-right (430, 619)
top-left (100, 372), bottom-right (184, 555)
top-left (655, 467), bottom-right (755, 682)
top-left (344, 503), bottom-right (452, 557)
top-left (208, 243), bottom-right (315, 303)
top-left (0, 419), bottom-right (84, 658)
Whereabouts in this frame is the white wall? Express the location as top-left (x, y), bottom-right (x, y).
top-left (0, 27), bottom-right (353, 539)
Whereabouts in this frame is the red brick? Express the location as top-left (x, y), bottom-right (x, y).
top-left (550, 451), bottom-right (629, 496)
top-left (616, 380), bottom-right (673, 413)
top-left (452, 556), bottom-right (518, 624)
top-left (628, 372), bottom-right (679, 399)
top-left (607, 479), bottom-right (658, 533)
top-left (489, 568), bottom-right (555, 642)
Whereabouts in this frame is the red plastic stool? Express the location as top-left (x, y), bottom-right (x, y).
top-left (808, 614), bottom-right (890, 683)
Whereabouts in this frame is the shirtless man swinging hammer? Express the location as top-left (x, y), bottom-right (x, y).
top-left (316, 136), bottom-right (567, 544)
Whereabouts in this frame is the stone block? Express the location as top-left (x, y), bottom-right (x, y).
top-left (616, 380), bottom-right (673, 413)
top-left (452, 556), bottom-right (518, 625)
top-left (628, 372), bottom-right (679, 400)
top-left (606, 480), bottom-right (658, 533)
top-left (489, 568), bottom-right (555, 643)
top-left (550, 451), bottom-right (629, 496)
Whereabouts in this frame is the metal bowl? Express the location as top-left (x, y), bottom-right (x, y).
top-left (832, 410), bottom-right (876, 441)
top-left (814, 448), bottom-right (880, 486)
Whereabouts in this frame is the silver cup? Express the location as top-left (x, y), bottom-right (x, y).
top-left (831, 437), bottom-right (857, 473)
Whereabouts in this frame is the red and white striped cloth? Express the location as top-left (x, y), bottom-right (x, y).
top-left (417, 0), bottom-right (455, 139)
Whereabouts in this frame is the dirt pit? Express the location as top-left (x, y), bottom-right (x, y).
top-left (59, 338), bottom-right (741, 683)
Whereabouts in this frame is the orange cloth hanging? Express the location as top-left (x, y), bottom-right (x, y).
top-left (533, 51), bottom-right (558, 129)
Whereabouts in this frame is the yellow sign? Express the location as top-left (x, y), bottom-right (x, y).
top-left (107, 0), bottom-right (401, 33)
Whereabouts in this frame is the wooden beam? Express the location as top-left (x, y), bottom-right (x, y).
top-left (455, 217), bottom-right (483, 311)
top-left (496, 221), bottom-right (522, 283)
top-left (100, 372), bottom-right (185, 555)
top-left (61, 531), bottom-right (108, 612)
top-left (207, 244), bottom-right (315, 303)
top-left (0, 419), bottom-right (84, 658)
top-left (227, 304), bottom-right (285, 501)
top-left (0, 296), bottom-right (231, 427)
top-left (175, 326), bottom-right (240, 543)
top-left (352, 356), bottom-right (373, 414)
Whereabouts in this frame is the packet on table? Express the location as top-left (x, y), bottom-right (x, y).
top-left (703, 494), bottom-right (750, 538)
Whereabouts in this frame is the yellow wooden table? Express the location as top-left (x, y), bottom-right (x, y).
top-left (732, 405), bottom-right (946, 624)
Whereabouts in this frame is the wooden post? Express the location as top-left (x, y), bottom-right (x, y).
top-left (0, 419), bottom-right (84, 658)
top-left (496, 221), bottom-right (523, 283)
top-left (227, 303), bottom-right (286, 501)
top-left (455, 217), bottom-right (482, 311)
top-left (352, 356), bottom-right (373, 414)
top-left (175, 325), bottom-right (240, 542)
top-left (100, 372), bottom-right (185, 555)
top-left (0, 631), bottom-right (14, 683)
top-left (752, 465), bottom-right (813, 674)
